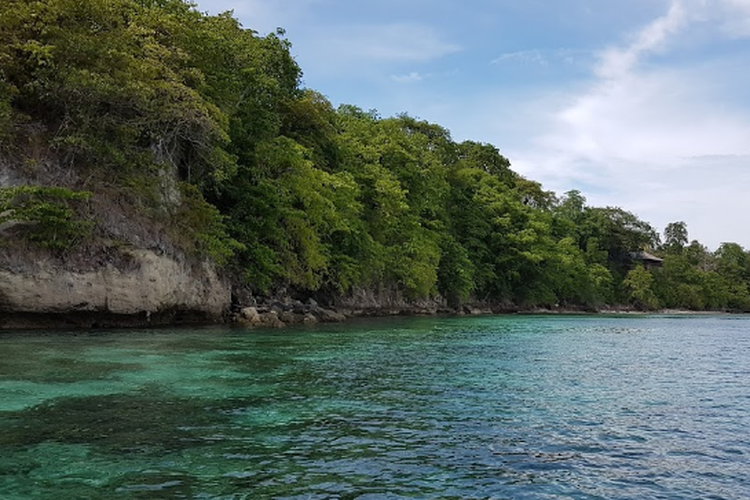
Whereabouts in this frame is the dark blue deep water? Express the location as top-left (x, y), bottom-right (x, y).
top-left (1, 315), bottom-right (749, 499)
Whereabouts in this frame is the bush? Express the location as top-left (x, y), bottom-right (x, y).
top-left (0, 186), bottom-right (93, 250)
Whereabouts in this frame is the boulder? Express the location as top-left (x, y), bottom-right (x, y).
top-left (313, 307), bottom-right (346, 323)
top-left (279, 311), bottom-right (304, 324)
top-left (240, 306), bottom-right (260, 321)
top-left (259, 311), bottom-right (285, 328)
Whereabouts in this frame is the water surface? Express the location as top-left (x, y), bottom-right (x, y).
top-left (1, 315), bottom-right (749, 499)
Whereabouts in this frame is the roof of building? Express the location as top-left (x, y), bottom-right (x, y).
top-left (631, 251), bottom-right (664, 263)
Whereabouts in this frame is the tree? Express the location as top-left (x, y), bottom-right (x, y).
top-left (581, 207), bottom-right (659, 274)
top-left (623, 265), bottom-right (659, 310)
top-left (663, 221), bottom-right (688, 254)
top-left (0, 0), bottom-right (234, 182)
top-left (714, 243), bottom-right (750, 310)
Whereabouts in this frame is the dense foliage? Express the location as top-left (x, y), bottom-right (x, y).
top-left (2, 0), bottom-right (749, 310)
top-left (0, 186), bottom-right (92, 250)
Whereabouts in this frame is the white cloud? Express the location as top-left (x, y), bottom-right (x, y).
top-left (506, 0), bottom-right (750, 249)
top-left (715, 0), bottom-right (750, 36)
top-left (492, 50), bottom-right (548, 65)
top-left (491, 48), bottom-right (590, 67)
top-left (303, 23), bottom-right (459, 65)
top-left (291, 22), bottom-right (460, 81)
top-left (596, 1), bottom-right (687, 79)
top-left (391, 71), bottom-right (424, 83)
top-left (545, 67), bottom-right (750, 163)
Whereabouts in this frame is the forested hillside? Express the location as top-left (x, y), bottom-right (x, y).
top-left (2, 0), bottom-right (749, 315)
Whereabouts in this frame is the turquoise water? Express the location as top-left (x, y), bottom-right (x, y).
top-left (1, 315), bottom-right (749, 499)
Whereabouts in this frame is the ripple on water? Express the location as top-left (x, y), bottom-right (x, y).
top-left (1, 316), bottom-right (749, 499)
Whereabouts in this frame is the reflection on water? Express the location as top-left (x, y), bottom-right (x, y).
top-left (1, 316), bottom-right (749, 499)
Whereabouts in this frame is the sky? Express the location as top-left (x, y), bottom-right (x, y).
top-left (194, 0), bottom-right (750, 250)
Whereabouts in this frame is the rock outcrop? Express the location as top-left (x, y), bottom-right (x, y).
top-left (0, 249), bottom-right (230, 329)
top-left (234, 299), bottom-right (347, 329)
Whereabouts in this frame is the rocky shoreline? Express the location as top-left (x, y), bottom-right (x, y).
top-left (230, 296), bottom-right (601, 330)
top-left (1, 302), bottom-right (736, 331)
top-left (1, 264), bottom-right (737, 331)
top-left (234, 298), bottom-right (347, 328)
top-left (230, 299), bottom-right (738, 330)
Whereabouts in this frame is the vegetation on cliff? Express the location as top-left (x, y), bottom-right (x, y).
top-left (2, 0), bottom-right (749, 312)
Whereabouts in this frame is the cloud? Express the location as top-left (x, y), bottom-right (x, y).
top-left (305, 23), bottom-right (460, 64)
top-left (291, 22), bottom-right (460, 81)
top-left (391, 71), bottom-right (425, 83)
top-left (546, 66), bottom-right (750, 163)
top-left (715, 0), bottom-right (750, 37)
top-left (490, 48), bottom-right (591, 70)
top-left (596, 1), bottom-right (687, 79)
top-left (506, 0), bottom-right (750, 248)
top-left (492, 50), bottom-right (548, 65)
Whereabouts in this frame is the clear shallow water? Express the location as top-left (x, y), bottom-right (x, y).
top-left (1, 315), bottom-right (749, 499)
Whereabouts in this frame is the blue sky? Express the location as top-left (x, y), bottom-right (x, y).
top-left (195, 0), bottom-right (750, 250)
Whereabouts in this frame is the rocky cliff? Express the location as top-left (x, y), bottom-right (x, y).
top-left (0, 248), bottom-right (230, 329)
top-left (1, 145), bottom-right (233, 329)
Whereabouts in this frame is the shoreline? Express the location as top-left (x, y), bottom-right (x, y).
top-left (1, 303), bottom-right (740, 331)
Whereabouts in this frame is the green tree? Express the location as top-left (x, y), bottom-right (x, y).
top-left (663, 221), bottom-right (688, 254)
top-left (623, 265), bottom-right (659, 310)
top-left (714, 243), bottom-right (750, 310)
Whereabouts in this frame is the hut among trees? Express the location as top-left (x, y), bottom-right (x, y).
top-left (631, 251), bottom-right (664, 269)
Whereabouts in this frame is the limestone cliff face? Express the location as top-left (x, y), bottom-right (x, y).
top-left (0, 249), bottom-right (230, 329)
top-left (1, 142), bottom-right (233, 329)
